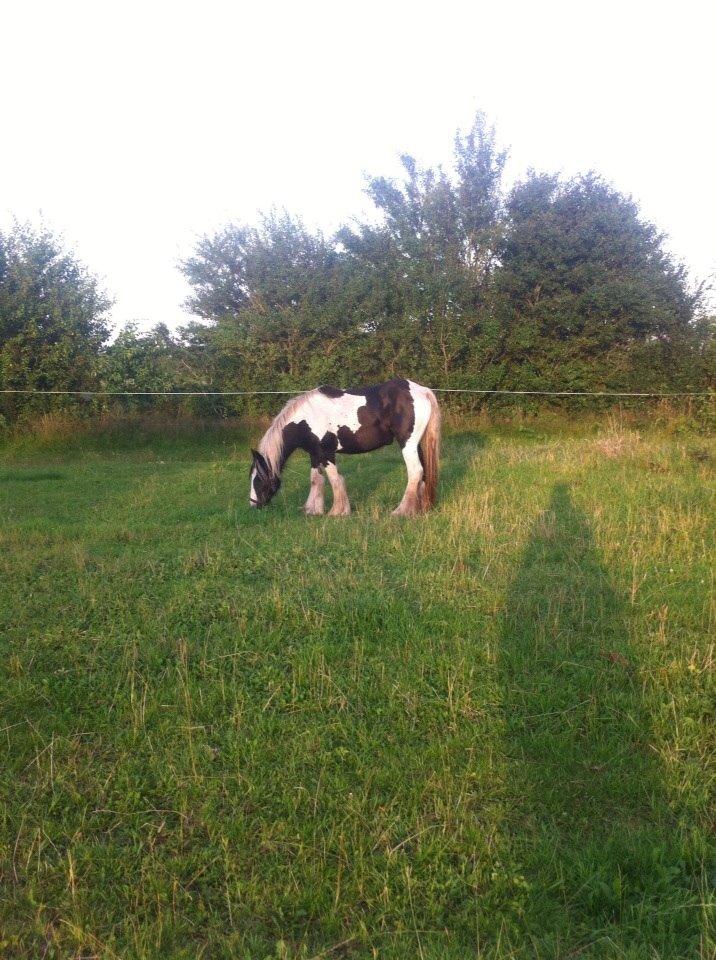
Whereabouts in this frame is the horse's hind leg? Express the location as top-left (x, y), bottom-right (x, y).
top-left (326, 462), bottom-right (351, 516)
top-left (392, 442), bottom-right (424, 517)
top-left (304, 467), bottom-right (325, 515)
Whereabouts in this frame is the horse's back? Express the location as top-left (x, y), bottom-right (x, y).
top-left (315, 378), bottom-right (435, 452)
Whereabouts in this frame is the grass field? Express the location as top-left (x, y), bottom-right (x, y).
top-left (1, 418), bottom-right (714, 959)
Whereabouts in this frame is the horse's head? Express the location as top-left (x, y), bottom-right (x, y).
top-left (249, 449), bottom-right (281, 508)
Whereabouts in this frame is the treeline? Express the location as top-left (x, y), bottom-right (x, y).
top-left (1, 115), bottom-right (713, 426)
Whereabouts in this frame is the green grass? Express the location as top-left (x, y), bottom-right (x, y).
top-left (1, 422), bottom-right (714, 958)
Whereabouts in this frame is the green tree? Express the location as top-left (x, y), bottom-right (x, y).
top-left (179, 210), bottom-right (355, 401)
top-left (181, 225), bottom-right (252, 321)
top-left (337, 113), bottom-right (508, 383)
top-left (179, 114), bottom-right (712, 400)
top-left (99, 322), bottom-right (212, 414)
top-left (0, 222), bottom-right (111, 421)
top-left (491, 172), bottom-right (708, 392)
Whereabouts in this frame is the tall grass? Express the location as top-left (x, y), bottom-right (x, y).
top-left (3, 396), bottom-right (713, 455)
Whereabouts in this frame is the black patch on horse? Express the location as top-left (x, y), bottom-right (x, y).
top-left (282, 420), bottom-right (323, 468)
top-left (320, 431), bottom-right (339, 464)
top-left (282, 420), bottom-right (350, 470)
top-left (336, 378), bottom-right (416, 452)
top-left (318, 385), bottom-right (344, 398)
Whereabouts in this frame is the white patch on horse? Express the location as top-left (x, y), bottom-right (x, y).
top-left (249, 466), bottom-right (258, 505)
top-left (392, 381), bottom-right (436, 516)
top-left (325, 393), bottom-right (367, 449)
top-left (303, 466), bottom-right (325, 515)
top-left (325, 462), bottom-right (351, 515)
top-left (259, 390), bottom-right (368, 463)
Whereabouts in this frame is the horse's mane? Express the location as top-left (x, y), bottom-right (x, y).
top-left (259, 389), bottom-right (321, 473)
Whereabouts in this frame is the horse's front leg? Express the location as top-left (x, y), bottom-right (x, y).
top-left (326, 462), bottom-right (351, 516)
top-left (392, 443), bottom-right (424, 517)
top-left (303, 466), bottom-right (325, 515)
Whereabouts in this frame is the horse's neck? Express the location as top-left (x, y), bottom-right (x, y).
top-left (258, 428), bottom-right (282, 476)
top-left (260, 399), bottom-right (306, 474)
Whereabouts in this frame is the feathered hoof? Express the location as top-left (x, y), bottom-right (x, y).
top-left (391, 504), bottom-right (419, 518)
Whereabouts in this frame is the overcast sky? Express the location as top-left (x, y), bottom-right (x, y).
top-left (2, 0), bottom-right (714, 331)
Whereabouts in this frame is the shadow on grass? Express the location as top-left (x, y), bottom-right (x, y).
top-left (499, 483), bottom-right (700, 954)
top-left (0, 470), bottom-right (65, 482)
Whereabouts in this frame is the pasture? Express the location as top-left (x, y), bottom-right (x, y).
top-left (1, 418), bottom-right (713, 959)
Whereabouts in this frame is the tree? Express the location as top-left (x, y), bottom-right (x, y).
top-left (336, 113), bottom-right (508, 382)
top-left (491, 172), bottom-right (707, 391)
top-left (180, 225), bottom-right (253, 321)
top-left (179, 211), bottom-right (355, 400)
top-left (0, 222), bottom-right (111, 421)
top-left (98, 321), bottom-right (208, 412)
top-left (179, 113), bottom-right (712, 401)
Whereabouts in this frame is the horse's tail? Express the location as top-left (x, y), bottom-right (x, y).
top-left (419, 388), bottom-right (441, 510)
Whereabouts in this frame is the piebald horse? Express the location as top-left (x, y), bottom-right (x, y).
top-left (249, 379), bottom-right (440, 516)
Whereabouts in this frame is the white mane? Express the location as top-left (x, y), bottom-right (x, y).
top-left (258, 389), bottom-right (321, 473)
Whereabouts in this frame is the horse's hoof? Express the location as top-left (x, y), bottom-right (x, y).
top-left (391, 506), bottom-right (418, 518)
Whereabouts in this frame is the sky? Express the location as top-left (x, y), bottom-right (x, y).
top-left (2, 0), bottom-right (714, 332)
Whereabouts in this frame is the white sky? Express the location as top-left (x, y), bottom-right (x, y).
top-left (2, 0), bottom-right (714, 332)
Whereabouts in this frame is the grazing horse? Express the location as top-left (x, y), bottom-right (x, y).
top-left (249, 378), bottom-right (440, 516)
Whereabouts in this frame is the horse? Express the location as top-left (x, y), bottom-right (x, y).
top-left (249, 378), bottom-right (441, 516)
